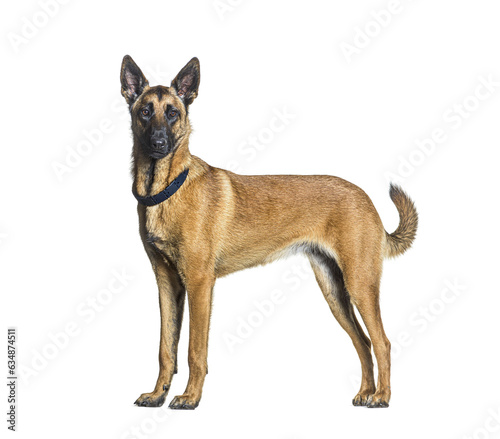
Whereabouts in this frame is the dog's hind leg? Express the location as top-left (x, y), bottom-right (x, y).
top-left (343, 264), bottom-right (391, 408)
top-left (135, 256), bottom-right (186, 407)
top-left (308, 252), bottom-right (376, 406)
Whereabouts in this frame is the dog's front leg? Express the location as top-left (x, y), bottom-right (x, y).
top-left (135, 257), bottom-right (185, 407)
top-left (169, 274), bottom-right (214, 410)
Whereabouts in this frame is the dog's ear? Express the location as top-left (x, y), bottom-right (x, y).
top-left (121, 55), bottom-right (149, 106)
top-left (171, 57), bottom-right (200, 107)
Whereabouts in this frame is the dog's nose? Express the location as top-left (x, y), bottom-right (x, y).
top-left (151, 138), bottom-right (166, 150)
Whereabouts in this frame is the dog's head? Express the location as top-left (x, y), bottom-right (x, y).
top-left (120, 55), bottom-right (200, 159)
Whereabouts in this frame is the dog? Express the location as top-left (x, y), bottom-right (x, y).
top-left (120, 55), bottom-right (418, 410)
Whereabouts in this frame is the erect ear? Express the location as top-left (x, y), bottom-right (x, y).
top-left (171, 57), bottom-right (200, 107)
top-left (120, 55), bottom-right (149, 106)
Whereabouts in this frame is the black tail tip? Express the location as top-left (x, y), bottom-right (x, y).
top-left (389, 182), bottom-right (404, 200)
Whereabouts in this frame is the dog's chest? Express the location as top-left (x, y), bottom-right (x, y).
top-left (143, 205), bottom-right (181, 257)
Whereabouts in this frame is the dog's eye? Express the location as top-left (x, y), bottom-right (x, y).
top-left (141, 108), bottom-right (150, 117)
top-left (168, 110), bottom-right (177, 119)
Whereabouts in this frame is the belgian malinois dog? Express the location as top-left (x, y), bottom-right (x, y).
top-left (120, 55), bottom-right (418, 410)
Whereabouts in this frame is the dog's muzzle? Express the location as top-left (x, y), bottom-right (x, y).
top-left (149, 128), bottom-right (170, 158)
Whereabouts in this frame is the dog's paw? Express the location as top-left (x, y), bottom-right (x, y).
top-left (366, 391), bottom-right (390, 408)
top-left (168, 394), bottom-right (200, 410)
top-left (352, 390), bottom-right (374, 406)
top-left (134, 386), bottom-right (169, 407)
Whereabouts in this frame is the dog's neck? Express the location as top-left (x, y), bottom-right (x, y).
top-left (132, 137), bottom-right (193, 197)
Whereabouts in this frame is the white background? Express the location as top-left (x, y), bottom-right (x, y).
top-left (1, 0), bottom-right (500, 438)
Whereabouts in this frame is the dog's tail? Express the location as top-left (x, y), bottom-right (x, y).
top-left (384, 184), bottom-right (418, 258)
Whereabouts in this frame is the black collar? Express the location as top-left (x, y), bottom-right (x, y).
top-left (133, 168), bottom-right (189, 206)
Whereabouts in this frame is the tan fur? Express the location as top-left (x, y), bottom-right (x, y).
top-left (122, 56), bottom-right (418, 409)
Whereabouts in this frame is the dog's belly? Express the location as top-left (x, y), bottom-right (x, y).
top-left (214, 246), bottom-right (274, 277)
top-left (214, 236), bottom-right (327, 278)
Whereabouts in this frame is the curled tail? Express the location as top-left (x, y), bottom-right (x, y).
top-left (385, 184), bottom-right (418, 258)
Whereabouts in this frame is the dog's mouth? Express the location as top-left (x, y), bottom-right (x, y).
top-left (148, 144), bottom-right (171, 159)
